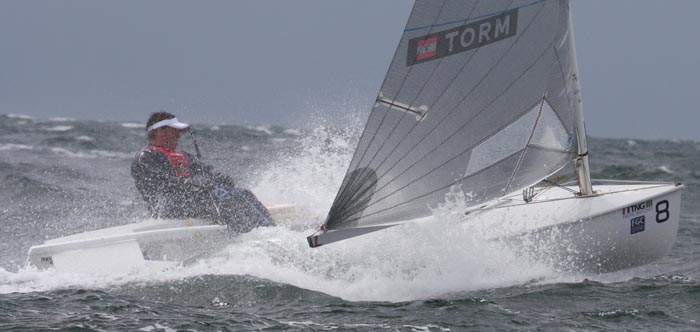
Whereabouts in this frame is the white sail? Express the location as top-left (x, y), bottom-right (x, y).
top-left (309, 0), bottom-right (585, 247)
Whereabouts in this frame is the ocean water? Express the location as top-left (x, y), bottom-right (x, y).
top-left (1, 113), bottom-right (698, 331)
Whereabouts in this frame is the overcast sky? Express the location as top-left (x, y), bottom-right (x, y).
top-left (1, 1), bottom-right (698, 140)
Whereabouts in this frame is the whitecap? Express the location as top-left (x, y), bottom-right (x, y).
top-left (76, 136), bottom-right (94, 141)
top-left (6, 113), bottom-right (34, 120)
top-left (49, 147), bottom-right (131, 159)
top-left (251, 126), bottom-right (273, 135)
top-left (627, 140), bottom-right (636, 146)
top-left (658, 165), bottom-right (673, 174)
top-left (139, 324), bottom-right (176, 332)
top-left (49, 117), bottom-right (75, 122)
top-left (284, 128), bottom-right (301, 136)
top-left (50, 147), bottom-right (92, 158)
top-left (120, 122), bottom-right (144, 129)
top-left (44, 125), bottom-right (73, 132)
top-left (0, 143), bottom-right (34, 151)
top-left (91, 150), bottom-right (133, 159)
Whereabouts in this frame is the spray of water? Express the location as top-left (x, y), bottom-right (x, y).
top-left (251, 115), bottom-right (364, 225)
top-left (1, 117), bottom-right (593, 300)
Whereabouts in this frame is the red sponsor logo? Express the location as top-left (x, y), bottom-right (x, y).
top-left (416, 37), bottom-right (437, 61)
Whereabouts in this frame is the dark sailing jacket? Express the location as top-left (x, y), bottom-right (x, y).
top-left (131, 146), bottom-right (220, 219)
top-left (131, 145), bottom-right (272, 233)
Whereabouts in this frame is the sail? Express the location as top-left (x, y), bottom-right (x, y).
top-left (310, 0), bottom-right (583, 247)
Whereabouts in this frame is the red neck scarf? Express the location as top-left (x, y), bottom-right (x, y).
top-left (148, 146), bottom-right (192, 177)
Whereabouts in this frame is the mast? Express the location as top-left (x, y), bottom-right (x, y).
top-left (569, 8), bottom-right (594, 196)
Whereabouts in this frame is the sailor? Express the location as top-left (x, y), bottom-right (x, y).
top-left (131, 111), bottom-right (273, 234)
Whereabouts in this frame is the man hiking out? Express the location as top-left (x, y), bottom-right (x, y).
top-left (131, 111), bottom-right (272, 234)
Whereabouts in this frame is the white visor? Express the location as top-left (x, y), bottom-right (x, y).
top-left (147, 118), bottom-right (190, 131)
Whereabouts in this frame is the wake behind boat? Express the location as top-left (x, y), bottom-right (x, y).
top-left (27, 203), bottom-right (300, 274)
top-left (307, 0), bottom-right (683, 273)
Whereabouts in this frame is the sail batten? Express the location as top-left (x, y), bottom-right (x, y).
top-left (314, 0), bottom-right (584, 243)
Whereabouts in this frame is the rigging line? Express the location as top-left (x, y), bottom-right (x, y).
top-left (542, 178), bottom-right (579, 194)
top-left (351, 0), bottom-right (545, 195)
top-left (505, 93), bottom-right (547, 193)
top-left (332, 34), bottom-right (559, 223)
top-left (329, 3), bottom-right (550, 222)
top-left (356, 0), bottom-right (487, 178)
top-left (329, 0), bottom-right (452, 214)
top-left (405, 0), bottom-right (547, 32)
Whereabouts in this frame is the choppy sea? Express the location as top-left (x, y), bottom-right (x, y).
top-left (1, 113), bottom-right (698, 332)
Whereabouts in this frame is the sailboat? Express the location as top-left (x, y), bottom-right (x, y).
top-left (307, 0), bottom-right (683, 272)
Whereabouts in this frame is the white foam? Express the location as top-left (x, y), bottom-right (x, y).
top-left (49, 117), bottom-right (75, 122)
top-left (0, 266), bottom-right (136, 294)
top-left (252, 121), bottom-right (360, 219)
top-left (0, 120), bottom-right (591, 301)
top-left (49, 147), bottom-right (132, 159)
top-left (6, 113), bottom-right (34, 120)
top-left (284, 128), bottom-right (301, 136)
top-left (251, 126), bottom-right (273, 135)
top-left (0, 143), bottom-right (34, 151)
top-left (44, 125), bottom-right (73, 132)
top-left (0, 209), bottom-right (582, 301)
top-left (658, 165), bottom-right (673, 174)
top-left (121, 122), bottom-right (144, 129)
top-left (139, 324), bottom-right (177, 332)
top-left (223, 119), bottom-right (563, 301)
top-left (183, 219), bottom-right (554, 302)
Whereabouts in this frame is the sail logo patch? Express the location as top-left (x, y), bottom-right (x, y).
top-left (407, 8), bottom-right (518, 66)
top-left (630, 216), bottom-right (645, 234)
top-left (416, 37), bottom-right (438, 61)
top-left (622, 200), bottom-right (652, 217)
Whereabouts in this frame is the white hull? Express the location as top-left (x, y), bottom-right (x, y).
top-left (468, 182), bottom-right (683, 272)
top-left (27, 203), bottom-right (301, 274)
top-left (310, 182), bottom-right (683, 273)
